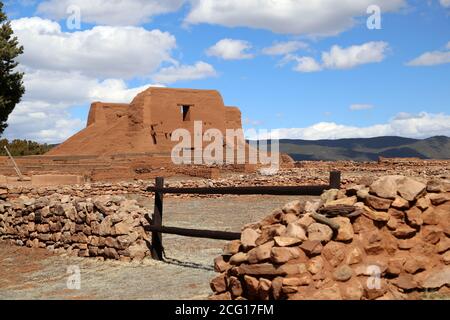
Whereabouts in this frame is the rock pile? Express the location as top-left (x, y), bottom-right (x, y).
top-left (210, 175), bottom-right (450, 300)
top-left (0, 194), bottom-right (152, 262)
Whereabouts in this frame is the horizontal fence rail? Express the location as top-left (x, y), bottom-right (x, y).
top-left (147, 170), bottom-right (341, 260)
top-left (147, 185), bottom-right (330, 196)
top-left (144, 225), bottom-right (241, 240)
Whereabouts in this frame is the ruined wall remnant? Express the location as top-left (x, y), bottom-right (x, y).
top-left (47, 88), bottom-right (244, 157)
top-left (0, 193), bottom-right (152, 262)
top-left (210, 176), bottom-right (450, 300)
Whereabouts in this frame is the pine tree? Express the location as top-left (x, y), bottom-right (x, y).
top-left (0, 1), bottom-right (24, 134)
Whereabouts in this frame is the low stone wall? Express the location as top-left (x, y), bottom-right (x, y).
top-left (0, 170), bottom-right (331, 201)
top-left (210, 176), bottom-right (450, 300)
top-left (0, 181), bottom-right (149, 201)
top-left (0, 194), bottom-right (152, 262)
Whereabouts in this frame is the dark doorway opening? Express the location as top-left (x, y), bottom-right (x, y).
top-left (181, 105), bottom-right (191, 121)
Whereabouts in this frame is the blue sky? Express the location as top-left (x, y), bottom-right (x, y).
top-left (2, 0), bottom-right (450, 143)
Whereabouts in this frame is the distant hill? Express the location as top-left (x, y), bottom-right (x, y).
top-left (260, 136), bottom-right (450, 161)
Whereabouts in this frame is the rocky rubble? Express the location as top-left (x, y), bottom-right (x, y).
top-left (2, 159), bottom-right (450, 201)
top-left (0, 194), bottom-right (152, 262)
top-left (210, 175), bottom-right (450, 300)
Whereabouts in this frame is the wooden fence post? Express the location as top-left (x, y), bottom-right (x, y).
top-left (329, 171), bottom-right (341, 189)
top-left (151, 177), bottom-right (164, 260)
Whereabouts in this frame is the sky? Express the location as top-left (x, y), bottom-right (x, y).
top-left (2, 0), bottom-right (450, 143)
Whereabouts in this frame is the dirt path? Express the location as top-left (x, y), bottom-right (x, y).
top-left (0, 195), bottom-right (315, 300)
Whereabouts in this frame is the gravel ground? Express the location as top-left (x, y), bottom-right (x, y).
top-left (0, 195), bottom-right (316, 300)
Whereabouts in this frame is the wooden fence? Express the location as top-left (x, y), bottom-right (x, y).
top-left (145, 171), bottom-right (341, 260)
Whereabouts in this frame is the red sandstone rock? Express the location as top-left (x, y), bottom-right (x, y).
top-left (396, 177), bottom-right (426, 201)
top-left (370, 176), bottom-right (401, 199)
top-left (391, 196), bottom-right (410, 209)
top-left (393, 273), bottom-right (417, 290)
top-left (273, 236), bottom-right (302, 247)
top-left (299, 240), bottom-right (323, 256)
top-left (422, 207), bottom-right (440, 225)
top-left (283, 223), bottom-right (307, 240)
top-left (214, 256), bottom-right (230, 273)
top-left (229, 252), bottom-right (248, 265)
top-left (240, 228), bottom-right (260, 250)
top-left (322, 241), bottom-right (346, 267)
top-left (307, 223), bottom-right (333, 243)
top-left (210, 273), bottom-right (227, 293)
top-left (271, 246), bottom-right (304, 264)
top-left (228, 276), bottom-right (243, 298)
top-left (243, 275), bottom-right (259, 298)
top-left (361, 205), bottom-right (390, 222)
top-left (282, 200), bottom-right (303, 215)
top-left (271, 277), bottom-right (283, 300)
top-left (257, 278), bottom-right (271, 300)
top-left (405, 207), bottom-right (423, 227)
top-left (366, 195), bottom-right (392, 210)
top-left (427, 193), bottom-right (450, 205)
top-left (237, 263), bottom-right (282, 277)
top-left (331, 217), bottom-right (354, 241)
top-left (247, 241), bottom-right (274, 264)
top-left (282, 273), bottom-right (312, 286)
top-left (223, 240), bottom-right (241, 255)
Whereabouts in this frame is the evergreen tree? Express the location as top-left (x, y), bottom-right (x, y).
top-left (0, 2), bottom-right (24, 134)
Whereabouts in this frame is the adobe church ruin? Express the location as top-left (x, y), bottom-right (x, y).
top-left (0, 88), bottom-right (274, 182)
top-left (48, 87), bottom-right (244, 156)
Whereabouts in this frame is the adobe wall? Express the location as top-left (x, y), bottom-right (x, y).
top-left (225, 107), bottom-right (243, 130)
top-left (86, 102), bottom-right (129, 126)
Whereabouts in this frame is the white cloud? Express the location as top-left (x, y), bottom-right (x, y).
top-left (293, 57), bottom-right (322, 72)
top-left (22, 69), bottom-right (160, 105)
top-left (11, 17), bottom-right (177, 79)
top-left (406, 42), bottom-right (450, 66)
top-left (3, 101), bottom-right (85, 143)
top-left (186, 0), bottom-right (405, 36)
top-left (89, 80), bottom-right (164, 102)
top-left (256, 112), bottom-right (450, 140)
top-left (3, 68), bottom-right (163, 143)
top-left (37, 0), bottom-right (185, 26)
top-left (291, 41), bottom-right (389, 72)
top-left (206, 39), bottom-right (254, 60)
top-left (440, 0), bottom-right (450, 8)
top-left (322, 42), bottom-right (389, 69)
top-left (152, 61), bottom-right (217, 84)
top-left (5, 17), bottom-right (217, 143)
top-left (350, 104), bottom-right (374, 111)
top-left (262, 41), bottom-right (308, 56)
